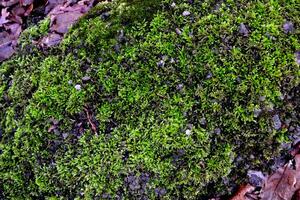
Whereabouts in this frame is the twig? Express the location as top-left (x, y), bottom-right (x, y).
top-left (83, 107), bottom-right (98, 135)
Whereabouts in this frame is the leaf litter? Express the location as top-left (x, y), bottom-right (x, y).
top-left (0, 0), bottom-right (97, 61)
top-left (230, 143), bottom-right (300, 200)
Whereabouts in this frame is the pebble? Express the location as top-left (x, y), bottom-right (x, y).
top-left (206, 71), bottom-right (213, 79)
top-left (185, 129), bottom-right (192, 136)
top-left (239, 23), bottom-right (249, 36)
top-left (253, 108), bottom-right (262, 118)
top-left (182, 11), bottom-right (191, 16)
top-left (247, 170), bottom-right (265, 187)
top-left (200, 117), bottom-right (207, 126)
top-left (175, 28), bottom-right (182, 35)
top-left (62, 133), bottom-right (69, 139)
top-left (82, 76), bottom-right (91, 82)
top-left (75, 84), bottom-right (81, 91)
top-left (157, 60), bottom-right (165, 67)
top-left (259, 96), bottom-right (266, 101)
top-left (272, 114), bottom-right (282, 130)
top-left (214, 128), bottom-right (221, 135)
top-left (295, 51), bottom-right (300, 65)
top-left (176, 83), bottom-right (184, 91)
top-left (283, 21), bottom-right (294, 34)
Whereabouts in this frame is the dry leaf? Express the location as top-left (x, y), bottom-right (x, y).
top-left (261, 155), bottom-right (300, 200)
top-left (230, 184), bottom-right (255, 200)
top-left (0, 8), bottom-right (10, 26)
top-left (0, 0), bottom-right (18, 7)
top-left (19, 0), bottom-right (33, 6)
top-left (40, 0), bottom-right (95, 47)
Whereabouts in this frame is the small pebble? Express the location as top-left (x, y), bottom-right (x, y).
top-left (206, 71), bottom-right (213, 79)
top-left (200, 117), bottom-right (207, 126)
top-left (259, 96), bottom-right (266, 101)
top-left (182, 11), bottom-right (191, 16)
top-left (185, 129), bottom-right (192, 136)
top-left (239, 23), bottom-right (249, 36)
top-left (157, 60), bottom-right (165, 67)
top-left (82, 76), bottom-right (91, 82)
top-left (214, 128), bottom-right (221, 135)
top-left (283, 21), bottom-right (294, 34)
top-left (247, 170), bottom-right (265, 187)
top-left (176, 83), bottom-right (184, 91)
top-left (254, 108), bottom-right (262, 118)
top-left (272, 114), bottom-right (282, 130)
top-left (175, 28), bottom-right (182, 35)
top-left (75, 84), bottom-right (81, 91)
top-left (295, 51), bottom-right (300, 65)
top-left (62, 133), bottom-right (69, 139)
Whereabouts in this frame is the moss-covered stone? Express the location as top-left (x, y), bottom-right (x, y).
top-left (0, 0), bottom-right (299, 199)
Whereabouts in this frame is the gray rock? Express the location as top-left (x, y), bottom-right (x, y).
top-left (200, 117), bottom-right (207, 126)
top-left (62, 133), bottom-right (69, 139)
top-left (295, 51), bottom-right (300, 65)
top-left (283, 21), bottom-right (294, 34)
top-left (272, 114), bottom-right (282, 130)
top-left (182, 11), bottom-right (191, 16)
top-left (239, 23), bottom-right (249, 36)
top-left (176, 83), bottom-right (184, 91)
top-left (206, 71), bottom-right (213, 79)
top-left (75, 84), bottom-right (81, 91)
top-left (247, 170), bottom-right (265, 187)
top-left (82, 76), bottom-right (91, 82)
top-left (254, 108), bottom-right (262, 118)
top-left (214, 128), bottom-right (221, 135)
top-left (157, 60), bottom-right (165, 67)
top-left (259, 96), bottom-right (266, 101)
top-left (175, 28), bottom-right (182, 35)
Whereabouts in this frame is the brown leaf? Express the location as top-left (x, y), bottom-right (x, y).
top-left (261, 155), bottom-right (300, 200)
top-left (4, 23), bottom-right (22, 39)
top-left (11, 5), bottom-right (26, 16)
top-left (0, 32), bottom-right (15, 61)
top-left (40, 0), bottom-right (95, 47)
top-left (45, 0), bottom-right (67, 14)
top-left (50, 11), bottom-right (82, 33)
top-left (19, 0), bottom-right (33, 6)
top-left (0, 8), bottom-right (10, 26)
top-left (24, 4), bottom-right (33, 16)
top-left (0, 0), bottom-right (18, 7)
top-left (230, 184), bottom-right (255, 200)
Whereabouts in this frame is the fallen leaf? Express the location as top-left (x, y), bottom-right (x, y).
top-left (0, 32), bottom-right (15, 61)
top-left (5, 23), bottom-right (22, 39)
top-left (50, 11), bottom-right (83, 33)
top-left (40, 0), bottom-right (95, 47)
top-left (230, 184), bottom-right (255, 200)
top-left (0, 0), bottom-right (18, 7)
top-left (0, 8), bottom-right (10, 26)
top-left (44, 0), bottom-right (67, 14)
top-left (261, 155), bottom-right (300, 200)
top-left (19, 0), bottom-right (33, 6)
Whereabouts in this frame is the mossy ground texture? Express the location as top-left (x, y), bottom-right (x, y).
top-left (0, 0), bottom-right (299, 199)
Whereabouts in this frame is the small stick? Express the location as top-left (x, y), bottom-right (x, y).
top-left (84, 107), bottom-right (98, 135)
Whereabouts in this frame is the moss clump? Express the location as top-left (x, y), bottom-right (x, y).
top-left (0, 0), bottom-right (299, 199)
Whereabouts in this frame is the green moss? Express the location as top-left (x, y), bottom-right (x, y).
top-left (0, 0), bottom-right (299, 199)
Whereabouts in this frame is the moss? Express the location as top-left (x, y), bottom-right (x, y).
top-left (0, 0), bottom-right (299, 199)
